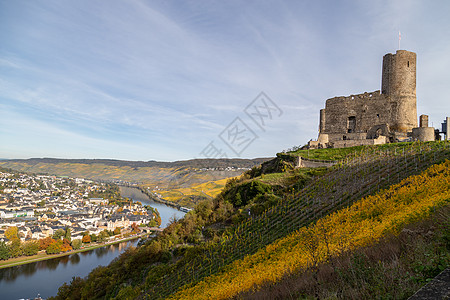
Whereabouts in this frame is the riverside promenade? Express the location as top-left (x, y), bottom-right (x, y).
top-left (0, 232), bottom-right (153, 269)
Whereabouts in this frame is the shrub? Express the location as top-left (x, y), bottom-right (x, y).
top-left (71, 239), bottom-right (82, 250)
top-left (222, 180), bottom-right (273, 207)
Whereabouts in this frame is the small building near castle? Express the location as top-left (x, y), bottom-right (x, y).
top-left (309, 50), bottom-right (437, 149)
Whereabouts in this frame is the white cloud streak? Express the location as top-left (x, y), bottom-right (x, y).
top-left (1, 0), bottom-right (449, 160)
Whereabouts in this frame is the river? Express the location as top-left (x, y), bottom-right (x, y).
top-left (0, 240), bottom-right (138, 300)
top-left (119, 186), bottom-right (186, 227)
top-left (0, 187), bottom-right (185, 299)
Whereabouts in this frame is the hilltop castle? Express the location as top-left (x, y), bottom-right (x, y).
top-left (309, 50), bottom-right (436, 149)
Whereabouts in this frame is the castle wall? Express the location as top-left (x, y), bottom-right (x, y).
top-left (316, 50), bottom-right (418, 147)
top-left (326, 133), bottom-right (367, 142)
top-left (322, 91), bottom-right (391, 140)
top-left (332, 135), bottom-right (388, 148)
top-left (412, 127), bottom-right (435, 142)
top-left (419, 115), bottom-right (429, 127)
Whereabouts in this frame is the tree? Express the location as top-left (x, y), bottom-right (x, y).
top-left (53, 228), bottom-right (65, 240)
top-left (98, 230), bottom-right (109, 243)
top-left (71, 239), bottom-right (82, 250)
top-left (23, 240), bottom-right (40, 256)
top-left (90, 234), bottom-right (97, 242)
top-left (113, 227), bottom-right (121, 236)
top-left (39, 237), bottom-right (55, 250)
top-left (55, 276), bottom-right (84, 300)
top-left (301, 227), bottom-right (322, 273)
top-left (61, 239), bottom-right (72, 252)
top-left (0, 241), bottom-right (10, 260)
top-left (82, 235), bottom-right (91, 244)
top-left (46, 240), bottom-right (62, 254)
top-left (5, 226), bottom-right (18, 240)
top-left (131, 223), bottom-right (140, 234)
top-left (8, 239), bottom-right (23, 258)
top-left (64, 227), bottom-right (72, 242)
top-left (154, 214), bottom-right (162, 227)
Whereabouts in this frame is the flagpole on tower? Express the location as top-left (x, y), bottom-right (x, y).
top-left (398, 31), bottom-right (401, 50)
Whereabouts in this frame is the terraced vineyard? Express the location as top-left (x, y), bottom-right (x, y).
top-left (144, 141), bottom-right (450, 299)
top-left (151, 177), bottom-right (232, 204)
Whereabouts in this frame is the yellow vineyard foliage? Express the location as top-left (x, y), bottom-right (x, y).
top-left (169, 160), bottom-right (450, 300)
top-left (158, 177), bottom-right (233, 202)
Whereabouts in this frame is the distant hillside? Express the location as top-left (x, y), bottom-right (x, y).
top-left (0, 158), bottom-right (271, 206)
top-left (3, 157), bottom-right (270, 169)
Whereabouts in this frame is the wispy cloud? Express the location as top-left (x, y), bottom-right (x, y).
top-left (1, 0), bottom-right (449, 160)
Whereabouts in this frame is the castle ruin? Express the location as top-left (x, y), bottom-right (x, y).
top-left (309, 50), bottom-right (436, 149)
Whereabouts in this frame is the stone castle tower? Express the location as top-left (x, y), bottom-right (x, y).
top-left (381, 50), bottom-right (417, 132)
top-left (311, 50), bottom-right (433, 149)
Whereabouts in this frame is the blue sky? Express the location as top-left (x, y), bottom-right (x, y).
top-left (1, 0), bottom-right (449, 161)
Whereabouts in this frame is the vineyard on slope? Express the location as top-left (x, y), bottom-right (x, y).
top-left (168, 160), bottom-right (450, 300)
top-left (141, 141), bottom-right (450, 299)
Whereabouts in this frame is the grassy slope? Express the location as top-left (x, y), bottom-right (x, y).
top-left (288, 142), bottom-right (416, 161)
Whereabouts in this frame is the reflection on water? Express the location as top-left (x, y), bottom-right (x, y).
top-left (80, 250), bottom-right (91, 256)
top-left (0, 239), bottom-right (139, 300)
top-left (46, 258), bottom-right (60, 270)
top-left (0, 241), bottom-right (137, 283)
top-left (70, 253), bottom-right (80, 265)
top-left (95, 246), bottom-right (108, 258)
top-left (60, 255), bottom-right (70, 266)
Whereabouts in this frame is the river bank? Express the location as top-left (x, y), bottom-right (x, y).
top-left (0, 233), bottom-right (149, 270)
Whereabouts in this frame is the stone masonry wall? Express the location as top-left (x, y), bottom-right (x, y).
top-left (322, 90), bottom-right (391, 136)
top-left (316, 50), bottom-right (418, 147)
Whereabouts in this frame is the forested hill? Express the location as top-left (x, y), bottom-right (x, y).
top-left (3, 157), bottom-right (270, 169)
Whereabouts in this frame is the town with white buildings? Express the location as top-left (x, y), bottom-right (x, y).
top-left (0, 169), bottom-right (158, 243)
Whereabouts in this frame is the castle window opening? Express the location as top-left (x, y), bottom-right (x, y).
top-left (407, 61), bottom-right (410, 67)
top-left (347, 116), bottom-right (356, 133)
top-left (377, 114), bottom-right (380, 118)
